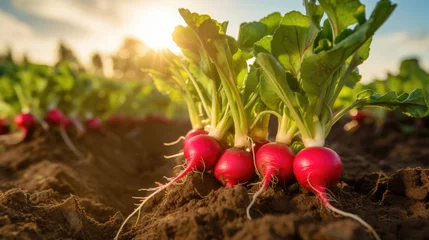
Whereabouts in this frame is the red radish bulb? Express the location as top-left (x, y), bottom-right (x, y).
top-left (183, 134), bottom-right (221, 171)
top-left (246, 142), bottom-right (295, 219)
top-left (293, 147), bottom-right (342, 194)
top-left (116, 134), bottom-right (222, 239)
top-left (13, 113), bottom-right (36, 142)
top-left (163, 129), bottom-right (208, 155)
top-left (87, 117), bottom-right (102, 130)
top-left (256, 143), bottom-right (295, 188)
top-left (293, 147), bottom-right (380, 240)
top-left (183, 129), bottom-right (208, 148)
top-left (214, 148), bottom-right (255, 187)
top-left (14, 113), bottom-right (36, 130)
top-left (46, 109), bottom-right (64, 125)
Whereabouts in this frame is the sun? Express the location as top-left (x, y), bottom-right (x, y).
top-left (134, 8), bottom-right (183, 51)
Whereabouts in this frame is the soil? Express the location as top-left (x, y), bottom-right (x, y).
top-left (1, 119), bottom-right (428, 240)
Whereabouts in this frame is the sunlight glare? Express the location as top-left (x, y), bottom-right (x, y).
top-left (134, 9), bottom-right (183, 51)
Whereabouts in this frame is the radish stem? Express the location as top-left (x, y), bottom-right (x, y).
top-left (164, 136), bottom-right (185, 146)
top-left (321, 194), bottom-right (381, 240)
top-left (115, 167), bottom-right (195, 239)
top-left (59, 127), bottom-right (84, 158)
top-left (246, 170), bottom-right (274, 220)
top-left (306, 174), bottom-right (381, 240)
top-left (164, 152), bottom-right (184, 159)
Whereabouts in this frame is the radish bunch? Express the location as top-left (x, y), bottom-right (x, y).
top-left (115, 2), bottom-right (429, 240)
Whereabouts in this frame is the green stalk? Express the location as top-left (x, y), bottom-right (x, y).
top-left (215, 65), bottom-right (248, 148)
top-left (330, 100), bottom-right (363, 127)
top-left (13, 85), bottom-right (30, 113)
top-left (329, 54), bottom-right (359, 107)
top-left (196, 44), bottom-right (222, 130)
top-left (275, 108), bottom-right (297, 145)
top-left (209, 104), bottom-right (232, 140)
top-left (210, 82), bottom-right (220, 129)
top-left (186, 98), bottom-right (204, 129)
top-left (175, 70), bottom-right (204, 129)
top-left (257, 57), bottom-right (311, 141)
top-left (184, 92), bottom-right (203, 129)
top-left (250, 110), bottom-right (282, 130)
top-left (303, 0), bottom-right (310, 15)
top-left (179, 61), bottom-right (211, 119)
top-left (285, 124), bottom-right (298, 141)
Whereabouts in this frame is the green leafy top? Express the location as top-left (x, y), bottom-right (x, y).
top-left (252, 0), bottom-right (423, 147)
top-left (336, 57), bottom-right (429, 119)
top-left (237, 12), bottom-right (282, 53)
top-left (173, 8), bottom-right (254, 147)
top-left (0, 61), bottom-right (175, 126)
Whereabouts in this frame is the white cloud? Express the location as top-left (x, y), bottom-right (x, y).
top-left (359, 32), bottom-right (429, 83)
top-left (0, 9), bottom-right (56, 63)
top-left (0, 9), bottom-right (32, 36)
top-left (12, 0), bottom-right (124, 31)
top-left (2, 1), bottom-right (137, 67)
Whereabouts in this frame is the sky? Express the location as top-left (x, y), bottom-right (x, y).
top-left (1, 0), bottom-right (429, 82)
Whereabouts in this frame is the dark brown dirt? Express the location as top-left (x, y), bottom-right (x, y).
top-left (0, 120), bottom-right (189, 239)
top-left (1, 120), bottom-right (428, 240)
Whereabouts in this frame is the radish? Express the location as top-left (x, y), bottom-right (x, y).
top-left (214, 148), bottom-right (254, 187)
top-left (183, 129), bottom-right (208, 148)
top-left (256, 143), bottom-right (295, 187)
top-left (46, 109), bottom-right (64, 126)
top-left (293, 147), bottom-right (342, 194)
top-left (180, 9), bottom-right (256, 188)
top-left (246, 142), bottom-right (295, 219)
top-left (15, 113), bottom-right (35, 141)
top-left (14, 112), bottom-right (36, 135)
top-left (254, 2), bottom-right (399, 235)
top-left (87, 117), bottom-right (102, 130)
top-left (245, 110), bottom-right (298, 219)
top-left (164, 128), bottom-right (209, 159)
top-left (256, 53), bottom-right (385, 239)
top-left (293, 147), bottom-right (380, 240)
top-left (115, 134), bottom-right (222, 239)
